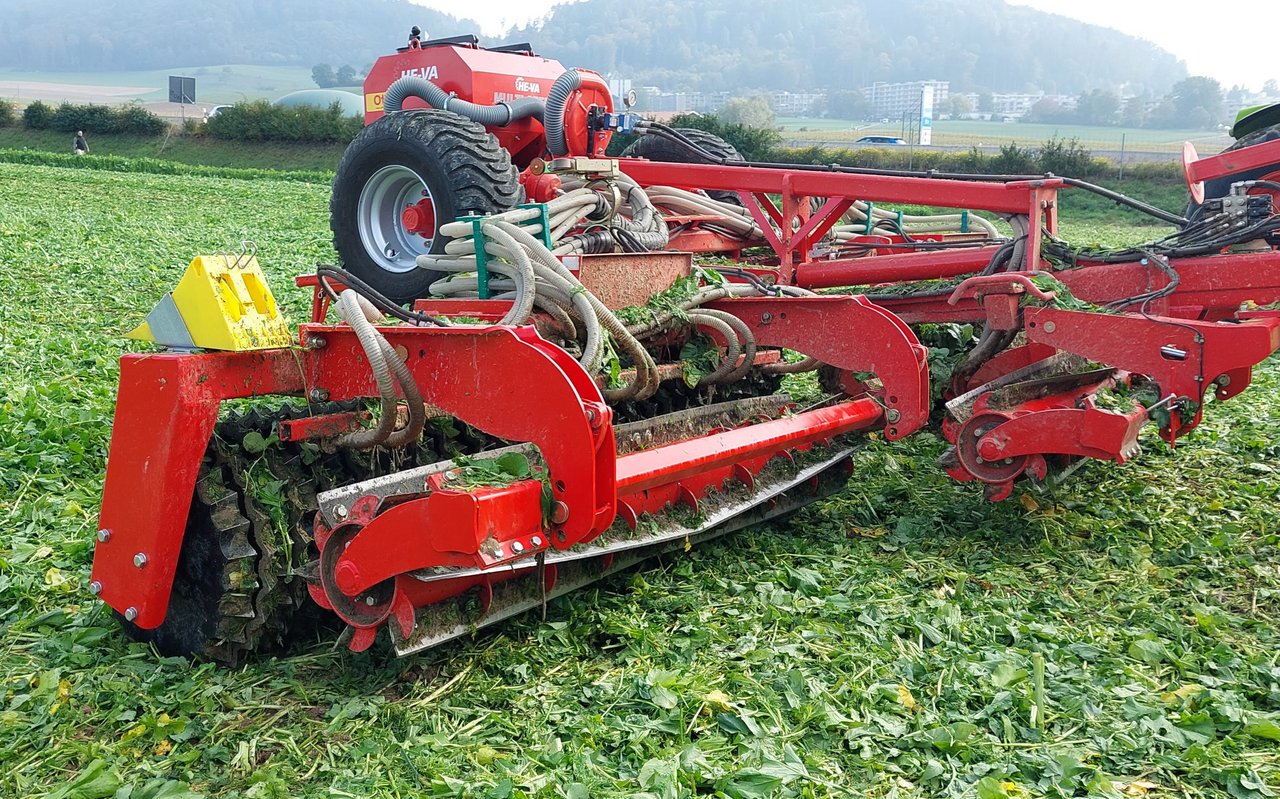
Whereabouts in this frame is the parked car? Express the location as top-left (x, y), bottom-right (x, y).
top-left (855, 135), bottom-right (907, 145)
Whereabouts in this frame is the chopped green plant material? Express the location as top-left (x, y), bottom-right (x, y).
top-left (917, 323), bottom-right (978, 403)
top-left (852, 275), bottom-right (969, 297)
top-left (1026, 272), bottom-right (1103, 312)
top-left (447, 451), bottom-right (535, 490)
top-left (679, 331), bottom-right (723, 388)
top-left (614, 274), bottom-right (704, 328)
top-left (2, 162), bottom-right (1280, 799)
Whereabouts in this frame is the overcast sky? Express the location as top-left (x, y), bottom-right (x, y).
top-left (409, 0), bottom-right (1280, 91)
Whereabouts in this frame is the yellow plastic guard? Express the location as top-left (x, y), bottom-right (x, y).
top-left (126, 254), bottom-right (292, 351)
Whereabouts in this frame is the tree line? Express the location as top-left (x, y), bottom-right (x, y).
top-left (1026, 77), bottom-right (1235, 129)
top-left (3, 0), bottom-right (1186, 101)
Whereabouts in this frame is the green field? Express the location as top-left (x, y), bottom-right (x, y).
top-left (1, 162), bottom-right (1279, 797)
top-left (0, 128), bottom-right (349, 172)
top-left (0, 65), bottom-right (324, 104)
top-left (779, 118), bottom-right (1233, 154)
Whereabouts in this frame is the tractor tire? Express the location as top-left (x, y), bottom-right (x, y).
top-left (621, 128), bottom-right (744, 205)
top-left (1188, 122), bottom-right (1280, 221)
top-left (330, 109), bottom-right (521, 304)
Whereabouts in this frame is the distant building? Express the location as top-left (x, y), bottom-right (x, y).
top-left (990, 93), bottom-right (1040, 119)
top-left (769, 90), bottom-right (825, 116)
top-left (635, 88), bottom-right (731, 115)
top-left (865, 80), bottom-right (949, 119)
top-left (634, 87), bottom-right (823, 118)
top-left (989, 92), bottom-right (1077, 120)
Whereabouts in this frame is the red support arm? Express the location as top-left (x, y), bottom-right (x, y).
top-left (93, 324), bottom-right (616, 628)
top-left (94, 350), bottom-right (306, 628)
top-left (706, 295), bottom-right (930, 440)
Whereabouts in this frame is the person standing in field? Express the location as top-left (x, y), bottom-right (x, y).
top-left (73, 130), bottom-right (89, 155)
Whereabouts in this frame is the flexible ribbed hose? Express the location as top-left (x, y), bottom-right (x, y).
top-left (543, 69), bottom-right (582, 157)
top-left (382, 75), bottom-right (544, 126)
top-left (686, 312), bottom-right (741, 386)
top-left (376, 341), bottom-right (424, 449)
top-left (334, 291), bottom-right (400, 450)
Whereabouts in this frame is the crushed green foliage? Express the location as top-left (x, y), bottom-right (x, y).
top-left (614, 274), bottom-right (705, 329)
top-left (447, 451), bottom-right (536, 490)
top-left (678, 332), bottom-right (722, 389)
top-left (1, 164), bottom-right (1279, 798)
top-left (917, 323), bottom-right (978, 403)
top-left (1026, 272), bottom-right (1104, 312)
top-left (854, 276), bottom-right (969, 297)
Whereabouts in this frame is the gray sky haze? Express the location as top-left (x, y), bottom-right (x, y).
top-left (409, 0), bottom-right (1280, 91)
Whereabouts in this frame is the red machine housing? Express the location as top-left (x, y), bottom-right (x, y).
top-left (363, 41), bottom-right (566, 166)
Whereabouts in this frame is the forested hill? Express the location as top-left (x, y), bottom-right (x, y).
top-left (3, 0), bottom-right (1185, 96)
top-left (513, 0), bottom-right (1186, 94)
top-left (0, 0), bottom-right (477, 72)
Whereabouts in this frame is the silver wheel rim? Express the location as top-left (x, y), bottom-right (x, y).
top-left (356, 165), bottom-right (436, 274)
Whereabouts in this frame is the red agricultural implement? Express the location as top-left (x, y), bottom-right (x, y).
top-left (92, 32), bottom-right (1280, 661)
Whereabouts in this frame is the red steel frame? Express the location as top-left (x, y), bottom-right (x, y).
top-left (619, 159), bottom-right (1061, 279)
top-left (615, 154), bottom-right (1280, 501)
top-left (93, 297), bottom-right (928, 630)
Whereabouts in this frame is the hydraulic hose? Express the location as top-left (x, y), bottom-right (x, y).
top-left (686, 312), bottom-right (742, 386)
top-left (333, 291), bottom-right (401, 450)
top-left (382, 75), bottom-right (544, 126)
top-left (690, 308), bottom-right (756, 384)
top-left (543, 69), bottom-right (582, 157)
top-left (378, 339), bottom-right (426, 449)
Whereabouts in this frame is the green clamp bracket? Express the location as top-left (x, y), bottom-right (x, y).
top-left (518, 202), bottom-right (553, 250)
top-left (863, 202), bottom-right (875, 236)
top-left (457, 204), bottom-right (552, 300)
top-left (457, 214), bottom-right (492, 299)
top-left (960, 210), bottom-right (970, 234)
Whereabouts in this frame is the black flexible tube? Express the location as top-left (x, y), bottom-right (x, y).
top-left (382, 75), bottom-right (544, 126)
top-left (543, 69), bottom-right (582, 157)
top-left (316, 265), bottom-right (445, 325)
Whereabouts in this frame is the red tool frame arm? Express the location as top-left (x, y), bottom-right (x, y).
top-left (93, 324), bottom-right (615, 628)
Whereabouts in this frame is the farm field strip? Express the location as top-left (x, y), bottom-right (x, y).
top-left (777, 118), bottom-right (1233, 153)
top-left (0, 163), bottom-right (1278, 797)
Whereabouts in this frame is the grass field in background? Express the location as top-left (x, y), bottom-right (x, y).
top-left (0, 128), bottom-right (348, 172)
top-left (0, 65), bottom-right (323, 104)
top-left (779, 117), bottom-right (1233, 153)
